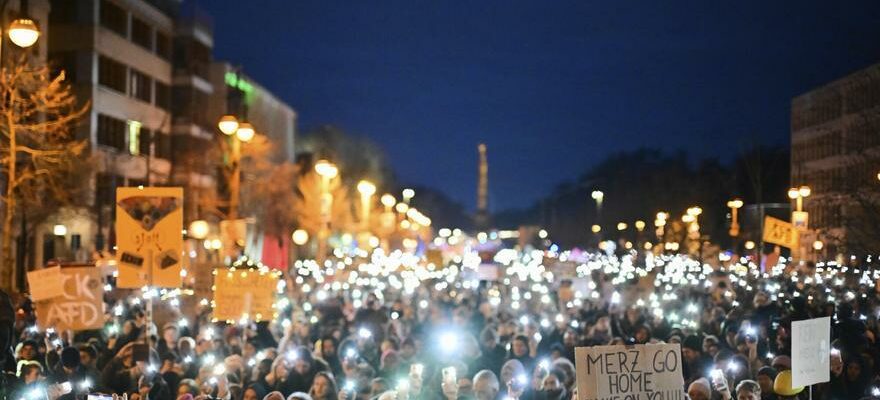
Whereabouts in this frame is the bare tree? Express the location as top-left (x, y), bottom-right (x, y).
top-left (0, 60), bottom-right (89, 291)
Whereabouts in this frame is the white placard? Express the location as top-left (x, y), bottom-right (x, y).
top-left (791, 317), bottom-right (831, 387)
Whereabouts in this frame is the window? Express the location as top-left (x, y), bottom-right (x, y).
top-left (139, 128), bottom-right (152, 156)
top-left (100, 0), bottom-right (127, 37)
top-left (129, 69), bottom-right (152, 103)
top-left (98, 55), bottom-right (126, 93)
top-left (154, 132), bottom-right (171, 160)
top-left (97, 114), bottom-right (126, 151)
top-left (127, 120), bottom-right (142, 155)
top-left (156, 31), bottom-right (172, 60)
top-left (131, 16), bottom-right (152, 50)
top-left (154, 81), bottom-right (170, 110)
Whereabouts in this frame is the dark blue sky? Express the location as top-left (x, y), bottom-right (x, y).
top-left (204, 1), bottom-right (880, 211)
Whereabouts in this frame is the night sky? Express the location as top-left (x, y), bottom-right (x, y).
top-left (203, 1), bottom-right (880, 212)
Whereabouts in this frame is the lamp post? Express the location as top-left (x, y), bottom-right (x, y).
top-left (314, 159), bottom-right (338, 264)
top-left (402, 188), bottom-right (415, 204)
top-left (788, 186), bottom-right (810, 231)
top-left (727, 199), bottom-right (743, 237)
top-left (217, 115), bottom-right (255, 220)
top-left (0, 2), bottom-right (40, 291)
top-left (591, 190), bottom-right (604, 216)
top-left (357, 180), bottom-right (376, 233)
top-left (684, 206), bottom-right (702, 260)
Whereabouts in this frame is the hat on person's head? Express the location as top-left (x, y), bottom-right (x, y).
top-left (60, 346), bottom-right (81, 368)
top-left (773, 370), bottom-right (804, 396)
top-left (682, 335), bottom-right (702, 352)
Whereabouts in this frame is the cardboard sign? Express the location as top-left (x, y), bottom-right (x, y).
top-left (575, 343), bottom-right (685, 400)
top-left (27, 266), bottom-right (63, 301)
top-left (792, 317), bottom-right (831, 387)
top-left (35, 267), bottom-right (104, 331)
top-left (115, 187), bottom-right (183, 288)
top-left (213, 269), bottom-right (280, 322)
top-left (763, 216), bottom-right (798, 249)
top-left (476, 263), bottom-right (500, 281)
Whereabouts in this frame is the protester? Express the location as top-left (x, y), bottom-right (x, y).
top-left (1, 249), bottom-right (878, 400)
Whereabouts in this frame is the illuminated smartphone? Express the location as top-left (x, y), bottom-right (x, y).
top-left (410, 363), bottom-right (424, 378)
top-left (60, 382), bottom-right (72, 394)
top-left (88, 394), bottom-right (114, 400)
top-left (442, 367), bottom-right (457, 385)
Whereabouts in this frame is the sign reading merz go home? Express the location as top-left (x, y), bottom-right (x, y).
top-left (576, 343), bottom-right (685, 400)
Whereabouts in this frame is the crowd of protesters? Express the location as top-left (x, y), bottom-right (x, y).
top-left (1, 250), bottom-right (879, 400)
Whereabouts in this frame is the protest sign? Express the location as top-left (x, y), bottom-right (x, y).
top-left (791, 317), bottom-right (831, 387)
top-left (763, 216), bottom-right (798, 249)
top-left (115, 187), bottom-right (183, 288)
top-left (27, 266), bottom-right (63, 301)
top-left (35, 267), bottom-right (104, 331)
top-left (576, 343), bottom-right (685, 400)
top-left (213, 269), bottom-right (280, 322)
top-left (476, 263), bottom-right (500, 281)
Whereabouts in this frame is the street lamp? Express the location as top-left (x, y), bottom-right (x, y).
top-left (727, 199), bottom-right (743, 237)
top-left (7, 17), bottom-right (40, 48)
top-left (788, 186), bottom-right (811, 231)
top-left (218, 115), bottom-right (239, 135)
top-left (591, 190), bottom-right (604, 213)
top-left (292, 229), bottom-right (309, 246)
top-left (381, 194), bottom-right (396, 212)
top-left (235, 122), bottom-right (255, 143)
top-left (315, 159), bottom-right (338, 264)
top-left (788, 186), bottom-right (810, 212)
top-left (402, 188), bottom-right (415, 204)
top-left (218, 115), bottom-right (256, 221)
top-left (188, 220), bottom-right (210, 240)
top-left (357, 180), bottom-right (376, 232)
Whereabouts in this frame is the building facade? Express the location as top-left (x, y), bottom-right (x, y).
top-left (37, 0), bottom-right (298, 268)
top-left (791, 61), bottom-right (880, 255)
top-left (44, 0), bottom-right (177, 265)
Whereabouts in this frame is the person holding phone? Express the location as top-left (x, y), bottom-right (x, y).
top-left (47, 346), bottom-right (101, 400)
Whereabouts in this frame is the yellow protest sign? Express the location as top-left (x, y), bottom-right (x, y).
top-left (35, 267), bottom-right (104, 331)
top-left (115, 187), bottom-right (183, 288)
top-left (213, 269), bottom-right (280, 322)
top-left (575, 343), bottom-right (685, 400)
top-left (763, 216), bottom-right (799, 249)
top-left (27, 266), bottom-right (63, 301)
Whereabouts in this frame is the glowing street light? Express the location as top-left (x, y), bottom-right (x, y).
top-left (315, 160), bottom-right (338, 263)
top-left (188, 220), bottom-right (210, 240)
top-left (292, 229), bottom-right (309, 246)
top-left (314, 160), bottom-right (338, 180)
top-left (218, 115), bottom-right (239, 135)
top-left (727, 199), bottom-right (743, 237)
top-left (357, 180), bottom-right (376, 232)
top-left (788, 186), bottom-right (810, 211)
top-left (235, 122), bottom-right (255, 143)
top-left (380, 194), bottom-right (396, 211)
top-left (8, 17), bottom-right (40, 48)
top-left (402, 188), bottom-right (415, 204)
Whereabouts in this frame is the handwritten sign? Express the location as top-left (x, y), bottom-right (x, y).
top-left (763, 216), bottom-right (798, 249)
top-left (35, 267), bottom-right (104, 331)
top-left (792, 317), bottom-right (831, 387)
top-left (213, 270), bottom-right (280, 322)
top-left (575, 343), bottom-right (685, 400)
top-left (115, 187), bottom-right (183, 288)
top-left (27, 266), bottom-right (63, 301)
